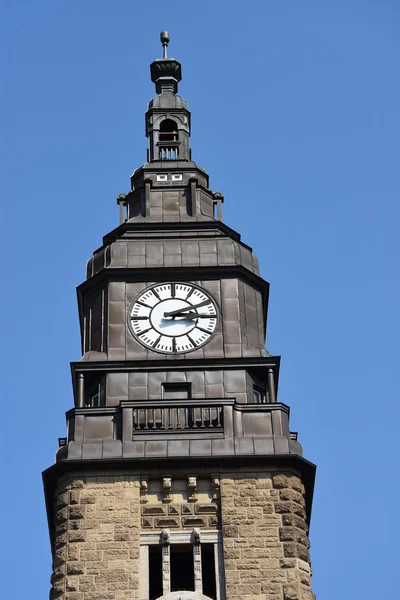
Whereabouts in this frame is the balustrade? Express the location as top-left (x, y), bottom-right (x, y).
top-left (159, 146), bottom-right (179, 160)
top-left (132, 400), bottom-right (223, 432)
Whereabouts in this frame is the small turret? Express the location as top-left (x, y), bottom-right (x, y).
top-left (146, 32), bottom-right (191, 162)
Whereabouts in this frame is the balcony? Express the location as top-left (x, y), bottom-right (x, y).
top-left (61, 396), bottom-right (303, 462)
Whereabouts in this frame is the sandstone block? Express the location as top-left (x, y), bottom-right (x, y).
top-left (66, 562), bottom-right (85, 575)
top-left (56, 507), bottom-right (68, 524)
top-left (283, 584), bottom-right (301, 600)
top-left (69, 490), bottom-right (80, 505)
top-left (272, 474), bottom-right (291, 489)
top-left (236, 583), bottom-right (262, 595)
top-left (282, 514), bottom-right (308, 532)
top-left (70, 479), bottom-right (85, 489)
top-left (290, 478), bottom-right (305, 494)
top-left (66, 576), bottom-right (79, 592)
top-left (279, 527), bottom-right (305, 543)
top-left (69, 506), bottom-right (86, 520)
top-left (223, 525), bottom-right (239, 537)
top-left (68, 531), bottom-right (86, 543)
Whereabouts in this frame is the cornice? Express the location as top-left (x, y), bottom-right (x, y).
top-left (42, 453), bottom-right (316, 550)
top-left (70, 355), bottom-right (281, 374)
top-left (98, 220), bottom-right (251, 253)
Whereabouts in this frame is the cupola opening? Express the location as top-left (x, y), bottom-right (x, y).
top-left (159, 119), bottom-right (178, 142)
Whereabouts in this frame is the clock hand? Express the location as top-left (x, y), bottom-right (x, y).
top-left (166, 312), bottom-right (210, 319)
top-left (164, 300), bottom-right (211, 318)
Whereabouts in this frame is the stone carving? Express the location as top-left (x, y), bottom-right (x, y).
top-left (162, 476), bottom-right (172, 503)
top-left (161, 535), bottom-right (171, 595)
top-left (161, 528), bottom-right (171, 545)
top-left (187, 475), bottom-right (197, 502)
top-left (192, 527), bottom-right (201, 545)
top-left (211, 476), bottom-right (220, 501)
top-left (140, 476), bottom-right (149, 504)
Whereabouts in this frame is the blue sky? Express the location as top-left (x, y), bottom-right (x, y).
top-left (1, 1), bottom-right (399, 598)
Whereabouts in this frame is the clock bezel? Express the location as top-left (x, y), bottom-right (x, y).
top-left (128, 281), bottom-right (220, 355)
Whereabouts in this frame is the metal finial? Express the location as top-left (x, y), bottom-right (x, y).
top-left (160, 31), bottom-right (170, 59)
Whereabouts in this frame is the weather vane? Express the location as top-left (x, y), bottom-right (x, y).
top-left (160, 31), bottom-right (169, 59)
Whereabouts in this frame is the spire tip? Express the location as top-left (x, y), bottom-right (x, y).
top-left (160, 31), bottom-right (170, 58)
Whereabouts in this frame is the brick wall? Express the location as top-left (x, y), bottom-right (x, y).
top-left (220, 472), bottom-right (315, 600)
top-left (50, 474), bottom-right (140, 600)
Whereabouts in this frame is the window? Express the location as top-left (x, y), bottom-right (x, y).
top-left (171, 173), bottom-right (183, 181)
top-left (253, 387), bottom-right (265, 404)
top-left (159, 119), bottom-right (178, 142)
top-left (202, 543), bottom-right (217, 599)
top-left (85, 376), bottom-right (105, 407)
top-left (162, 383), bottom-right (191, 400)
top-left (140, 530), bottom-right (224, 600)
top-left (156, 174), bottom-right (167, 182)
top-left (170, 545), bottom-right (195, 591)
top-left (149, 545), bottom-right (162, 600)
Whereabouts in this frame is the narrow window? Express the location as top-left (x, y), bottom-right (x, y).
top-left (171, 173), bottom-right (183, 181)
top-left (157, 173), bottom-right (168, 182)
top-left (253, 387), bottom-right (264, 404)
top-left (85, 376), bottom-right (105, 407)
top-left (149, 545), bottom-right (163, 600)
top-left (202, 543), bottom-right (217, 600)
top-left (170, 544), bottom-right (195, 591)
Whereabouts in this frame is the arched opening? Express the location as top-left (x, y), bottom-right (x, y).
top-left (159, 119), bottom-right (178, 142)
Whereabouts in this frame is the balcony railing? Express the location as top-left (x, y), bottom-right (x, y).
top-left (132, 399), bottom-right (223, 433)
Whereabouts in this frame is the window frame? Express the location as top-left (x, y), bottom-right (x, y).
top-left (253, 386), bottom-right (265, 404)
top-left (139, 530), bottom-right (225, 600)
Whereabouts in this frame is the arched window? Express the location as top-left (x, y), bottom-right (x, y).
top-left (159, 119), bottom-right (178, 142)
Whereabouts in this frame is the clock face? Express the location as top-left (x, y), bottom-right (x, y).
top-left (129, 282), bottom-right (218, 354)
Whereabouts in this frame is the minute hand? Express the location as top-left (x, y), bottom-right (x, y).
top-left (164, 300), bottom-right (211, 318)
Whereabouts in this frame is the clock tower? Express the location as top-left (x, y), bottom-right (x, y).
top-left (43, 33), bottom-right (317, 600)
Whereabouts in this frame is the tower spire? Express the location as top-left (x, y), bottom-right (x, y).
top-left (150, 31), bottom-right (182, 94)
top-left (160, 30), bottom-right (169, 58)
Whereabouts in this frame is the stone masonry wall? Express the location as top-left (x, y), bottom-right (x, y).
top-left (220, 472), bottom-right (315, 600)
top-left (50, 474), bottom-right (141, 600)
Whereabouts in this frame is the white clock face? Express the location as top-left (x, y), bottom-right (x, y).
top-left (129, 282), bottom-right (218, 354)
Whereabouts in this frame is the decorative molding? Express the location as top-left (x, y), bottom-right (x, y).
top-left (162, 476), bottom-right (172, 503)
top-left (139, 529), bottom-right (222, 546)
top-left (140, 476), bottom-right (149, 504)
top-left (161, 529), bottom-right (171, 545)
top-left (187, 476), bottom-right (197, 502)
top-left (192, 528), bottom-right (201, 545)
